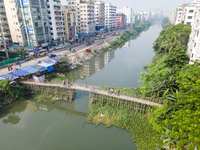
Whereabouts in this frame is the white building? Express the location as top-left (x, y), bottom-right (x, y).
top-left (60, 0), bottom-right (68, 5)
top-left (188, 0), bottom-right (200, 63)
top-left (105, 3), bottom-right (116, 30)
top-left (46, 0), bottom-right (65, 44)
top-left (117, 6), bottom-right (133, 24)
top-left (169, 4), bottom-right (195, 25)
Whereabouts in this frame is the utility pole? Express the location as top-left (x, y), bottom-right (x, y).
top-left (0, 25), bottom-right (9, 59)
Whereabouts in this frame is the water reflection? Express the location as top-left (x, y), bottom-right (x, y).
top-left (0, 99), bottom-right (88, 125)
top-left (122, 41), bottom-right (130, 49)
top-left (66, 50), bottom-right (116, 82)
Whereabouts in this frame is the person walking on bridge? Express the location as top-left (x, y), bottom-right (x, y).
top-left (63, 81), bottom-right (66, 86)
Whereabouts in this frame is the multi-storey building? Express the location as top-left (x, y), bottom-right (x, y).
top-left (46, 0), bottom-right (64, 44)
top-left (187, 0), bottom-right (200, 62)
top-left (5, 0), bottom-right (50, 47)
top-left (170, 4), bottom-right (195, 25)
top-left (67, 0), bottom-right (96, 37)
top-left (94, 1), bottom-right (105, 31)
top-left (117, 6), bottom-right (132, 24)
top-left (105, 3), bottom-right (116, 30)
top-left (116, 13), bottom-right (126, 29)
top-left (0, 0), bottom-right (12, 51)
top-left (62, 6), bottom-right (77, 41)
top-left (169, 10), bottom-right (177, 24)
top-left (76, 1), bottom-right (95, 36)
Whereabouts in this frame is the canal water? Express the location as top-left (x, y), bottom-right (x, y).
top-left (0, 24), bottom-right (162, 150)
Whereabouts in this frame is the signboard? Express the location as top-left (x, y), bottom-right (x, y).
top-left (27, 27), bottom-right (34, 34)
top-left (21, 0), bottom-right (29, 6)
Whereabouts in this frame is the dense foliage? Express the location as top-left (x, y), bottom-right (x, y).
top-left (139, 19), bottom-right (200, 149)
top-left (153, 24), bottom-right (191, 54)
top-left (87, 101), bottom-right (162, 150)
top-left (107, 22), bottom-right (151, 49)
top-left (0, 80), bottom-right (26, 102)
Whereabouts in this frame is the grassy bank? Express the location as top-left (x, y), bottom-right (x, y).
top-left (87, 101), bottom-right (162, 150)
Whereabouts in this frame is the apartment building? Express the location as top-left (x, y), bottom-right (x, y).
top-left (94, 1), bottom-right (105, 31)
top-left (117, 6), bottom-right (132, 24)
top-left (67, 0), bottom-right (96, 37)
top-left (170, 4), bottom-right (195, 25)
top-left (76, 1), bottom-right (95, 36)
top-left (62, 6), bottom-right (77, 41)
top-left (5, 0), bottom-right (50, 47)
top-left (116, 14), bottom-right (126, 29)
top-left (0, 0), bottom-right (13, 50)
top-left (105, 3), bottom-right (116, 30)
top-left (47, 0), bottom-right (64, 44)
top-left (187, 0), bottom-right (200, 62)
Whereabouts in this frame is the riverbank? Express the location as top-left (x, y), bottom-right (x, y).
top-left (96, 19), bottom-right (200, 149)
top-left (87, 101), bottom-right (162, 150)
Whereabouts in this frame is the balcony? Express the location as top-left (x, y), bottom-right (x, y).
top-left (54, 13), bottom-right (61, 16)
top-left (3, 31), bottom-right (10, 35)
top-left (56, 24), bottom-right (63, 26)
top-left (0, 7), bottom-right (5, 13)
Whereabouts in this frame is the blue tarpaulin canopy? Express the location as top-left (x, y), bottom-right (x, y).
top-left (0, 77), bottom-right (5, 80)
top-left (12, 69), bottom-right (30, 76)
top-left (1, 73), bottom-right (19, 80)
top-left (40, 63), bottom-right (54, 72)
top-left (49, 58), bottom-right (59, 64)
top-left (28, 48), bottom-right (40, 53)
top-left (32, 65), bottom-right (47, 74)
top-left (20, 66), bottom-right (38, 74)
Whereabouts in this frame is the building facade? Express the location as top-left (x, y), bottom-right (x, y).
top-left (169, 4), bottom-right (195, 25)
top-left (67, 0), bottom-right (96, 37)
top-left (117, 6), bottom-right (132, 24)
top-left (116, 14), bottom-right (126, 29)
top-left (0, 0), bottom-right (13, 50)
top-left (187, 0), bottom-right (200, 62)
top-left (94, 1), bottom-right (105, 31)
top-left (46, 0), bottom-right (64, 44)
top-left (62, 6), bottom-right (77, 41)
top-left (5, 0), bottom-right (50, 47)
top-left (105, 3), bottom-right (116, 30)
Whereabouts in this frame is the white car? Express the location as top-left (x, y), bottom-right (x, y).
top-left (49, 47), bottom-right (54, 52)
top-left (55, 46), bottom-right (62, 50)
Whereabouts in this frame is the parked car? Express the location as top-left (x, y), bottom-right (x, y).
top-left (55, 46), bottom-right (62, 50)
top-left (49, 47), bottom-right (55, 52)
top-left (49, 54), bottom-right (57, 58)
top-left (86, 42), bottom-right (91, 46)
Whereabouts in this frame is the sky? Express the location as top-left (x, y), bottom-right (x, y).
top-left (102, 0), bottom-right (194, 14)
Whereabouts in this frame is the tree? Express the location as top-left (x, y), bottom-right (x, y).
top-left (16, 47), bottom-right (28, 58)
top-left (153, 24), bottom-right (191, 54)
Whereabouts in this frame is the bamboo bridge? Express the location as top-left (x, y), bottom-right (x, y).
top-left (21, 81), bottom-right (162, 108)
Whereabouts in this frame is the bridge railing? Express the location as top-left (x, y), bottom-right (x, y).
top-left (22, 81), bottom-right (163, 104)
top-left (70, 83), bottom-right (162, 104)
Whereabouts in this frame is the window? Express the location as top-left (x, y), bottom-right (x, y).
top-left (188, 16), bottom-right (192, 19)
top-left (189, 10), bottom-right (194, 13)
